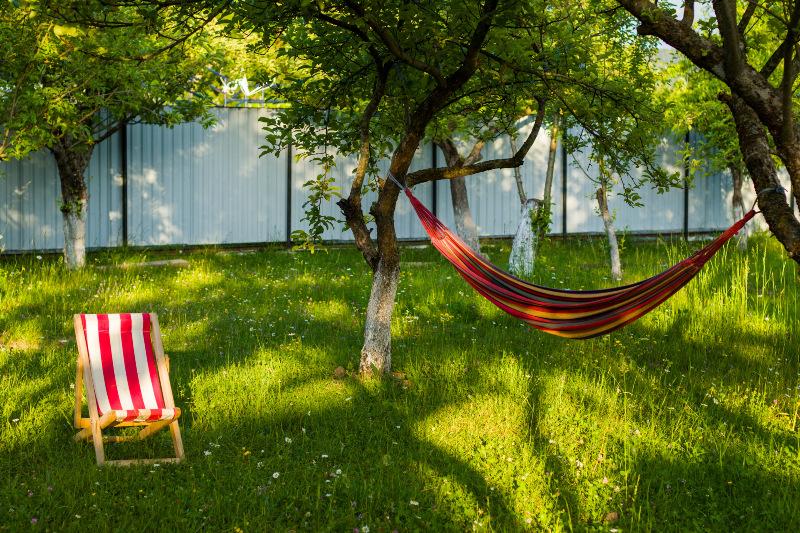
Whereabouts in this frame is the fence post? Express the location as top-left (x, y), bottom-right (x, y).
top-left (561, 138), bottom-right (567, 235)
top-left (431, 143), bottom-right (438, 218)
top-left (120, 121), bottom-right (128, 247)
top-left (286, 142), bottom-right (293, 246)
top-left (683, 131), bottom-right (690, 240)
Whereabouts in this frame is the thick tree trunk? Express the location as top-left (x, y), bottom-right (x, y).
top-left (729, 162), bottom-right (750, 251)
top-left (509, 198), bottom-right (540, 278)
top-left (359, 257), bottom-right (399, 374)
top-left (51, 139), bottom-right (93, 269)
top-left (722, 94), bottom-right (800, 263)
top-left (449, 176), bottom-right (481, 252)
top-left (596, 184), bottom-right (622, 281)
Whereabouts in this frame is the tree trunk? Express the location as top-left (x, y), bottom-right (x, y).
top-left (542, 115), bottom-right (560, 230)
top-left (721, 94), bottom-right (800, 263)
top-left (51, 139), bottom-right (93, 269)
top-left (729, 162), bottom-right (750, 251)
top-left (359, 257), bottom-right (399, 374)
top-left (449, 176), bottom-right (481, 252)
top-left (510, 133), bottom-right (528, 205)
top-left (509, 198), bottom-right (540, 278)
top-left (596, 184), bottom-right (622, 281)
top-left (437, 138), bottom-right (483, 253)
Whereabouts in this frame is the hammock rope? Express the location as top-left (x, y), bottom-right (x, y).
top-left (399, 183), bottom-right (756, 339)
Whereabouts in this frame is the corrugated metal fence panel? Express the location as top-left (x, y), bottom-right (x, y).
top-left (565, 134), bottom-right (688, 234)
top-left (3, 109), bottom-right (780, 253)
top-left (290, 144), bottom-right (433, 241)
top-left (0, 134), bottom-right (122, 251)
top-left (127, 108), bottom-right (286, 245)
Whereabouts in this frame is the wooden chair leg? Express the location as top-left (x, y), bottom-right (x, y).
top-left (169, 421), bottom-right (184, 461)
top-left (74, 427), bottom-right (92, 442)
top-left (91, 419), bottom-right (105, 466)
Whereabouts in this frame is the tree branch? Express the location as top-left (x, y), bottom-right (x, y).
top-left (336, 61), bottom-right (390, 271)
top-left (406, 98), bottom-right (546, 187)
top-left (342, 0), bottom-right (446, 86)
top-left (681, 0), bottom-right (694, 27)
top-left (738, 1), bottom-right (757, 34)
top-left (780, 1), bottom-right (800, 143)
top-left (711, 0), bottom-right (745, 78)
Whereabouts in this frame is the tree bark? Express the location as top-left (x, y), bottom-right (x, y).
top-left (596, 183), bottom-right (622, 281)
top-left (359, 257), bottom-right (399, 374)
top-left (721, 94), bottom-right (800, 262)
top-left (508, 132), bottom-right (538, 277)
top-left (509, 198), bottom-right (540, 278)
top-left (51, 138), bottom-right (93, 269)
top-left (729, 162), bottom-right (750, 251)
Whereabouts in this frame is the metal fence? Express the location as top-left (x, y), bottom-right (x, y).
top-left (0, 108), bottom-right (791, 253)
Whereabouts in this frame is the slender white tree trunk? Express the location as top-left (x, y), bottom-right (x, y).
top-left (730, 163), bottom-right (750, 251)
top-left (596, 184), bottom-right (622, 281)
top-left (542, 115), bottom-right (560, 224)
top-left (450, 176), bottom-right (481, 252)
top-left (359, 258), bottom-right (399, 374)
top-left (510, 198), bottom-right (540, 278)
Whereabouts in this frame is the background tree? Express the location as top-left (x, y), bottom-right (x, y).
top-left (241, 0), bottom-right (673, 374)
top-left (657, 52), bottom-right (763, 250)
top-left (0, 1), bottom-right (225, 268)
top-left (615, 0), bottom-right (800, 264)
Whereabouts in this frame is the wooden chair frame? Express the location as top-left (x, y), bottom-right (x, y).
top-left (73, 313), bottom-right (185, 466)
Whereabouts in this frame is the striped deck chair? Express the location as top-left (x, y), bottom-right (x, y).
top-left (73, 313), bottom-right (184, 466)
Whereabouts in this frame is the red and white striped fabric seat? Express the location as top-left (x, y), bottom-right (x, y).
top-left (79, 313), bottom-right (177, 423)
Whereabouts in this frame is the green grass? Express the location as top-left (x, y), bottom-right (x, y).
top-left (1, 234), bottom-right (799, 532)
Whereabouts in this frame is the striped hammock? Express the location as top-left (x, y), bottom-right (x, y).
top-left (403, 188), bottom-right (756, 339)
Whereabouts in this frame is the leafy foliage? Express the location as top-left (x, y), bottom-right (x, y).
top-left (0, 1), bottom-right (226, 162)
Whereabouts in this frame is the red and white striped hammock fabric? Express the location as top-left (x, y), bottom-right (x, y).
top-left (404, 188), bottom-right (756, 339)
top-left (79, 313), bottom-right (177, 421)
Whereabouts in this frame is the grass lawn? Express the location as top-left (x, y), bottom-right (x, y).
top-left (1, 234), bottom-right (798, 531)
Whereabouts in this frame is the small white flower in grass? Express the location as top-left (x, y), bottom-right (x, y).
top-left (272, 472), bottom-right (280, 479)
top-left (321, 454), bottom-right (328, 458)
top-left (575, 460), bottom-right (584, 469)
top-left (326, 493), bottom-right (332, 497)
top-left (204, 450), bottom-right (212, 456)
top-left (410, 500), bottom-right (419, 506)
top-left (336, 469), bottom-right (342, 475)
top-left (36, 256), bottom-right (42, 260)
top-left (362, 526), bottom-right (369, 533)
top-left (257, 462), bottom-right (263, 469)
top-left (285, 437), bottom-right (292, 444)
